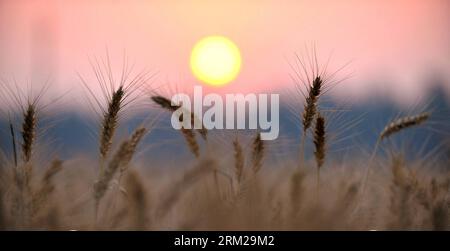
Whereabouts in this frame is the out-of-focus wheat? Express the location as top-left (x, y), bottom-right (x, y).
top-left (380, 113), bottom-right (430, 139)
top-left (233, 137), bottom-right (244, 184)
top-left (151, 95), bottom-right (202, 158)
top-left (251, 132), bottom-right (264, 174)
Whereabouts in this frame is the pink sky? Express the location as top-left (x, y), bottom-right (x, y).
top-left (0, 0), bottom-right (449, 108)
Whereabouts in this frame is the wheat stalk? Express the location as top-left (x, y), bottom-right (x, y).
top-left (110, 127), bottom-right (147, 227)
top-left (380, 112), bottom-right (430, 140)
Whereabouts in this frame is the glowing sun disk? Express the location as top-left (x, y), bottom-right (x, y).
top-left (190, 36), bottom-right (241, 87)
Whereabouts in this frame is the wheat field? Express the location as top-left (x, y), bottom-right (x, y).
top-left (0, 64), bottom-right (449, 231)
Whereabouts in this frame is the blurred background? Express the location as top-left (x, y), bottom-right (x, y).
top-left (1, 0), bottom-right (449, 103)
top-left (0, 0), bottom-right (449, 161)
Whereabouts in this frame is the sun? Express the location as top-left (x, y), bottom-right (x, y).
top-left (190, 36), bottom-right (241, 87)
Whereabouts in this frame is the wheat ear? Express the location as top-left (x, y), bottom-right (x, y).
top-left (233, 137), bottom-right (244, 184)
top-left (125, 170), bottom-right (148, 230)
top-left (313, 113), bottom-right (326, 197)
top-left (21, 103), bottom-right (36, 163)
top-left (151, 95), bottom-right (178, 111)
top-left (302, 76), bottom-right (322, 132)
top-left (95, 124), bottom-right (147, 204)
top-left (111, 127), bottom-right (147, 226)
top-left (251, 132), bottom-right (265, 174)
top-left (380, 112), bottom-right (430, 140)
top-left (20, 103), bottom-right (37, 193)
top-left (99, 86), bottom-right (124, 162)
top-left (299, 76), bottom-right (322, 167)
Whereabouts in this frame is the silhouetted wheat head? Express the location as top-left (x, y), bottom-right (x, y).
top-left (302, 76), bottom-right (322, 133)
top-left (313, 113), bottom-right (326, 169)
top-left (21, 103), bottom-right (36, 163)
top-left (99, 86), bottom-right (125, 161)
top-left (151, 95), bottom-right (178, 111)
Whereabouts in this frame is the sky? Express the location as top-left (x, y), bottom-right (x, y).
top-left (0, 0), bottom-right (449, 109)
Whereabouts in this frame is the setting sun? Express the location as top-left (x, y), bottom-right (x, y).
top-left (190, 36), bottom-right (241, 87)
